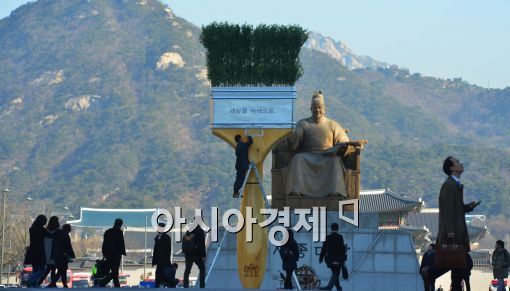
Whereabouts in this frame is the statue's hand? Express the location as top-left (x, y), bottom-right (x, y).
top-left (286, 131), bottom-right (298, 148)
top-left (322, 144), bottom-right (347, 157)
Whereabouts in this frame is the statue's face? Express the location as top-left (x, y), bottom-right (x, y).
top-left (311, 102), bottom-right (325, 121)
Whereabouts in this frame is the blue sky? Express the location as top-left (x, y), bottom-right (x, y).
top-left (1, 0), bottom-right (509, 88)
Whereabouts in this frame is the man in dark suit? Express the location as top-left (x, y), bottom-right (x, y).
top-left (182, 224), bottom-right (206, 288)
top-left (319, 223), bottom-right (346, 291)
top-left (436, 156), bottom-right (479, 291)
top-left (101, 218), bottom-right (127, 287)
top-left (233, 135), bottom-right (253, 198)
top-left (152, 222), bottom-right (172, 287)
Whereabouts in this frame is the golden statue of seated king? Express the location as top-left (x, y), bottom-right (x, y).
top-left (271, 91), bottom-right (366, 207)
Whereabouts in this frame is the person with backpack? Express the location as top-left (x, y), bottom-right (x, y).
top-left (101, 218), bottom-right (126, 287)
top-left (280, 228), bottom-right (299, 289)
top-left (182, 224), bottom-right (206, 288)
top-left (319, 223), bottom-right (346, 291)
top-left (492, 240), bottom-right (510, 291)
top-left (92, 258), bottom-right (108, 287)
top-left (48, 223), bottom-right (76, 288)
top-left (152, 222), bottom-right (172, 287)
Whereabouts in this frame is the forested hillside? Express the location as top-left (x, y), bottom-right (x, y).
top-left (0, 0), bottom-right (508, 217)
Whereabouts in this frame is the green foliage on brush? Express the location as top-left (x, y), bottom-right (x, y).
top-left (200, 22), bottom-right (308, 86)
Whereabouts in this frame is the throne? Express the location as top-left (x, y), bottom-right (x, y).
top-left (271, 139), bottom-right (364, 211)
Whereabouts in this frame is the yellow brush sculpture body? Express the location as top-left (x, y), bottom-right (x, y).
top-left (212, 128), bottom-right (292, 288)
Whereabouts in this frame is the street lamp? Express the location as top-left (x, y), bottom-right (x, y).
top-left (1, 187), bottom-right (32, 284)
top-left (1, 186), bottom-right (10, 285)
top-left (6, 214), bottom-right (29, 285)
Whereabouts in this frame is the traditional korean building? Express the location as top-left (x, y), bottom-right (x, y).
top-left (359, 190), bottom-right (487, 251)
top-left (359, 188), bottom-right (424, 225)
top-left (359, 189), bottom-right (428, 249)
top-left (67, 207), bottom-right (158, 232)
top-left (66, 207), bottom-right (185, 252)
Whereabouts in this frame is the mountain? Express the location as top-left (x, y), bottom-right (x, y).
top-left (0, 0), bottom-right (222, 214)
top-left (0, 0), bottom-right (509, 218)
top-left (304, 31), bottom-right (389, 70)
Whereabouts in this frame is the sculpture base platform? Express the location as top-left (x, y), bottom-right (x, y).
top-left (205, 212), bottom-right (423, 290)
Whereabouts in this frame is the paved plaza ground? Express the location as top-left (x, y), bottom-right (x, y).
top-left (435, 266), bottom-right (496, 291)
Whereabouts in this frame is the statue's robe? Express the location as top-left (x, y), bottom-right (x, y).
top-left (285, 117), bottom-right (349, 197)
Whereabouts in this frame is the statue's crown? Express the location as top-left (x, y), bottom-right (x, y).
top-left (312, 90), bottom-right (325, 105)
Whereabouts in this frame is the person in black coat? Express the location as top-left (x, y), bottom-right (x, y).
top-left (101, 218), bottom-right (127, 287)
top-left (25, 215), bottom-right (53, 287)
top-left (152, 222), bottom-right (172, 287)
top-left (233, 135), bottom-right (253, 197)
top-left (280, 229), bottom-right (299, 290)
top-left (48, 224), bottom-right (76, 288)
top-left (37, 216), bottom-right (60, 287)
top-left (420, 243), bottom-right (437, 291)
top-left (182, 224), bottom-right (206, 288)
top-left (319, 223), bottom-right (346, 291)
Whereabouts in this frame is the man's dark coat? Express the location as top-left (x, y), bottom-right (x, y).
top-left (319, 232), bottom-right (346, 267)
top-left (436, 176), bottom-right (473, 251)
top-left (102, 226), bottom-right (127, 257)
top-left (152, 233), bottom-right (171, 267)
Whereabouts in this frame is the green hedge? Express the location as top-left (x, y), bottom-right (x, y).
top-left (200, 22), bottom-right (308, 86)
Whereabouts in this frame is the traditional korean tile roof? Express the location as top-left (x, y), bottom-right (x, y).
top-left (360, 188), bottom-right (423, 213)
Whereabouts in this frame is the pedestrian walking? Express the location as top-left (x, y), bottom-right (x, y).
top-left (37, 216), bottom-right (60, 287)
top-left (435, 157), bottom-right (480, 291)
top-left (153, 222), bottom-right (172, 287)
top-left (49, 224), bottom-right (76, 288)
top-left (492, 240), bottom-right (510, 291)
top-left (280, 228), bottom-right (299, 290)
top-left (319, 223), bottom-right (346, 291)
top-left (420, 243), bottom-right (437, 291)
top-left (182, 224), bottom-right (206, 288)
top-left (24, 215), bottom-right (53, 287)
top-left (101, 218), bottom-right (126, 287)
